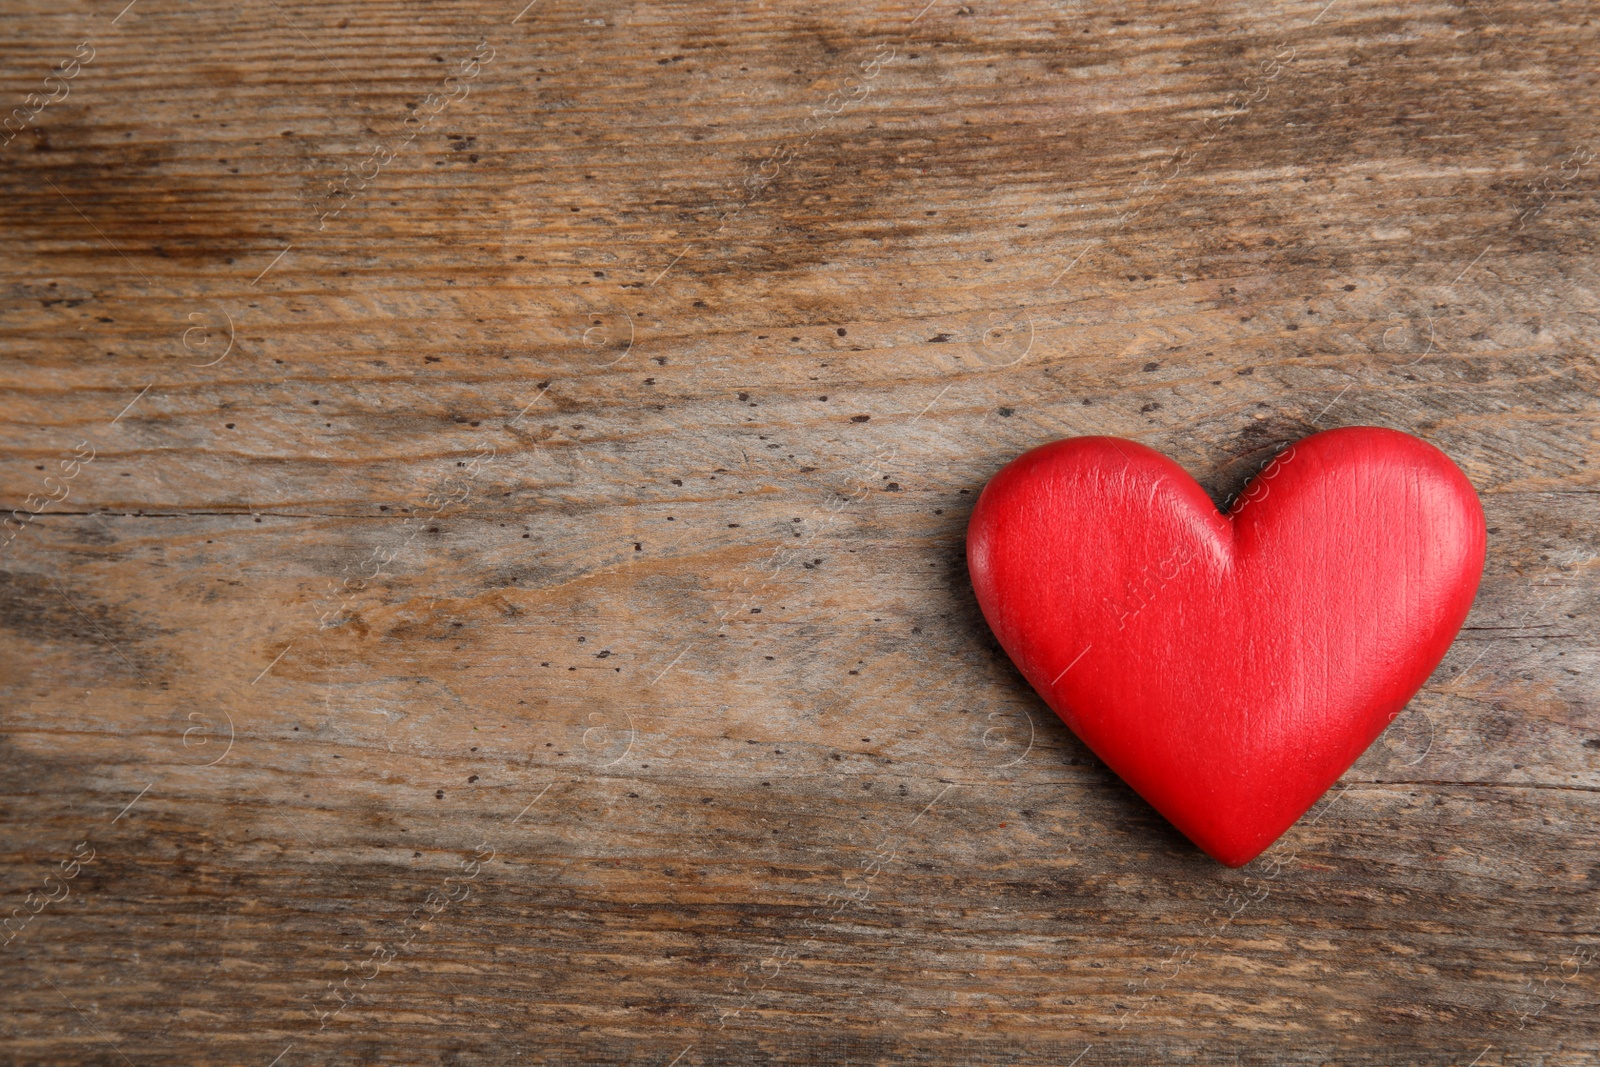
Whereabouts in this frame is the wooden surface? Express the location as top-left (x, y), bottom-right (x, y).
top-left (1, 0), bottom-right (1597, 1063)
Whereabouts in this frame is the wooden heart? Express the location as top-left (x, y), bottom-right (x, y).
top-left (966, 427), bottom-right (1486, 866)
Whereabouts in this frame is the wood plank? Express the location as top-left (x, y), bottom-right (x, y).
top-left (2, 0), bottom-right (1597, 1062)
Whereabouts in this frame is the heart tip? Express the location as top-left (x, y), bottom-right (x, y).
top-left (1206, 845), bottom-right (1266, 869)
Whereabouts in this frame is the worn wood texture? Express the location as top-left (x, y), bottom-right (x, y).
top-left (1, 0), bottom-right (1597, 1063)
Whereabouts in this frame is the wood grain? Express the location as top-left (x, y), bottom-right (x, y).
top-left (1, 0), bottom-right (1597, 1062)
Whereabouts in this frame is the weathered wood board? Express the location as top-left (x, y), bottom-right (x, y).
top-left (1, 0), bottom-right (1597, 1062)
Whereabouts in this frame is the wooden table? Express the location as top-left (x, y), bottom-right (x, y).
top-left (2, 0), bottom-right (1596, 1062)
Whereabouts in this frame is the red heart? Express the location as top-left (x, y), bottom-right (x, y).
top-left (967, 427), bottom-right (1486, 866)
